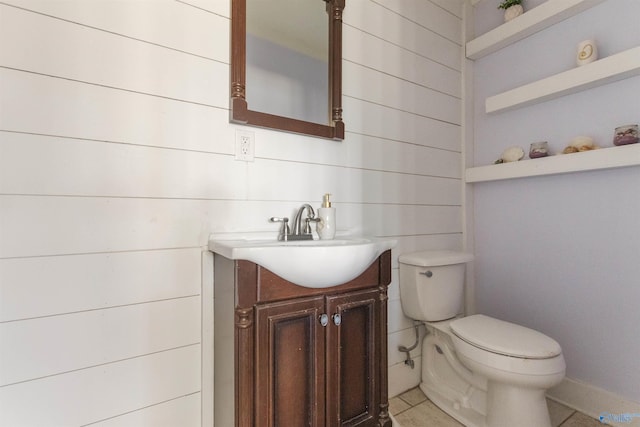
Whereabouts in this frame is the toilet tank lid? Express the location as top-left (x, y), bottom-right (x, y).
top-left (450, 314), bottom-right (562, 359)
top-left (399, 250), bottom-right (474, 267)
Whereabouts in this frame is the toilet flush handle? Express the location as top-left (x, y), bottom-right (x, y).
top-left (420, 270), bottom-right (433, 278)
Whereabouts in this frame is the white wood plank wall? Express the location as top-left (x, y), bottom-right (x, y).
top-left (0, 0), bottom-right (464, 424)
top-left (344, 0), bottom-right (466, 397)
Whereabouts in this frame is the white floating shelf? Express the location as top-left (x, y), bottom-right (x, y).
top-left (466, 0), bottom-right (606, 60)
top-left (465, 144), bottom-right (640, 183)
top-left (485, 46), bottom-right (640, 114)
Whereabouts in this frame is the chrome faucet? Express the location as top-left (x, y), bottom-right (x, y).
top-left (293, 204), bottom-right (321, 240)
top-left (270, 204), bottom-right (319, 241)
top-left (292, 203), bottom-right (317, 237)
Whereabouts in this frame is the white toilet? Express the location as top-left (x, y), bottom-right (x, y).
top-left (399, 251), bottom-right (565, 427)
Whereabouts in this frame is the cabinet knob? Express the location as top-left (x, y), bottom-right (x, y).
top-left (319, 314), bottom-right (329, 327)
top-left (332, 313), bottom-right (342, 326)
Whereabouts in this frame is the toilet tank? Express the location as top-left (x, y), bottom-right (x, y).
top-left (398, 251), bottom-right (474, 321)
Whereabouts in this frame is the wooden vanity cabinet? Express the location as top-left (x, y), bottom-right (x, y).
top-left (218, 250), bottom-right (392, 427)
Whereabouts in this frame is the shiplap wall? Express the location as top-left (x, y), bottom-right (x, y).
top-left (0, 0), bottom-right (464, 425)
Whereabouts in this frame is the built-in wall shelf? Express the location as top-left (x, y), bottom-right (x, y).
top-left (465, 144), bottom-right (640, 183)
top-left (466, 0), bottom-right (606, 60)
top-left (485, 46), bottom-right (640, 114)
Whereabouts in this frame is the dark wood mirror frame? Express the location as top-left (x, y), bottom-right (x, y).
top-left (230, 0), bottom-right (345, 140)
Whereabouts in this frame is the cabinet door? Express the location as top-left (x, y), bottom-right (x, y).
top-left (255, 296), bottom-right (326, 427)
top-left (326, 289), bottom-right (380, 427)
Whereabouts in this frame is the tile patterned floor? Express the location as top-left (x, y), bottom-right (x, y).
top-left (390, 387), bottom-right (604, 427)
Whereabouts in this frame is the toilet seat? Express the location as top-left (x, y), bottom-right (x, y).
top-left (450, 314), bottom-right (561, 359)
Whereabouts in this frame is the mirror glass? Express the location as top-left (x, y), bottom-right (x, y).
top-left (230, 0), bottom-right (344, 140)
top-left (246, 0), bottom-right (328, 124)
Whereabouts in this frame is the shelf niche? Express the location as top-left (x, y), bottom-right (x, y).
top-left (466, 0), bottom-right (640, 184)
top-left (465, 144), bottom-right (640, 183)
top-left (466, 0), bottom-right (607, 60)
top-left (485, 47), bottom-right (640, 114)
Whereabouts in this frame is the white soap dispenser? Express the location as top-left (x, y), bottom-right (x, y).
top-left (317, 193), bottom-right (336, 240)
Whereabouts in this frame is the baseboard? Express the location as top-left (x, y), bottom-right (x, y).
top-left (547, 377), bottom-right (640, 426)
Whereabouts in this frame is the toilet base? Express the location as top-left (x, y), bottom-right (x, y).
top-left (420, 382), bottom-right (485, 427)
top-left (419, 320), bottom-right (559, 427)
top-left (486, 382), bottom-right (551, 427)
top-left (420, 323), bottom-right (487, 427)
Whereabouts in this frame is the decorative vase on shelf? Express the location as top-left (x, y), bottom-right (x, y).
top-left (576, 39), bottom-right (598, 66)
top-left (504, 4), bottom-right (524, 22)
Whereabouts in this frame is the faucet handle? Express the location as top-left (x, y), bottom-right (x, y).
top-left (269, 217), bottom-right (290, 240)
top-left (304, 217), bottom-right (321, 234)
top-left (270, 217), bottom-right (288, 222)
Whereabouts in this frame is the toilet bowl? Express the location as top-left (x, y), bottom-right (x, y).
top-left (398, 251), bottom-right (565, 427)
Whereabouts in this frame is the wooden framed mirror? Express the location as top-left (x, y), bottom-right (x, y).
top-left (230, 0), bottom-right (345, 140)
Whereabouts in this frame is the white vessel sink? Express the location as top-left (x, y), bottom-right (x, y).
top-left (209, 234), bottom-right (396, 288)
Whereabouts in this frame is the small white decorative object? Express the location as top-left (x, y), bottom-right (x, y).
top-left (504, 4), bottom-right (524, 22)
top-left (495, 146), bottom-right (525, 164)
top-left (576, 39), bottom-right (598, 66)
top-left (317, 193), bottom-right (336, 240)
top-left (498, 1), bottom-right (524, 23)
top-left (562, 136), bottom-right (599, 154)
top-left (570, 136), bottom-right (596, 150)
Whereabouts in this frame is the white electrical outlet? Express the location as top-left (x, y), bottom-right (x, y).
top-left (235, 130), bottom-right (255, 162)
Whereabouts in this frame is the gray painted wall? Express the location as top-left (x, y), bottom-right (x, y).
top-left (472, 0), bottom-right (640, 402)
